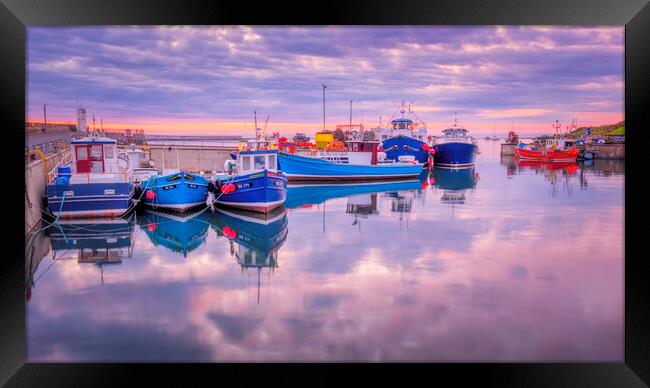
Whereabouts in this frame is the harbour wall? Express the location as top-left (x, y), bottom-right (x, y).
top-left (25, 151), bottom-right (66, 235)
top-left (148, 145), bottom-right (236, 173)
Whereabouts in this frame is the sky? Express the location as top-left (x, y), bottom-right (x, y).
top-left (26, 26), bottom-right (624, 136)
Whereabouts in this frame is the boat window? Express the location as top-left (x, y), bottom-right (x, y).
top-left (90, 145), bottom-right (103, 159)
top-left (399, 123), bottom-right (406, 129)
top-left (353, 143), bottom-right (359, 152)
top-left (104, 145), bottom-right (114, 159)
top-left (241, 156), bottom-right (251, 170)
top-left (268, 154), bottom-right (277, 170)
top-left (76, 146), bottom-right (88, 160)
top-left (254, 155), bottom-right (265, 169)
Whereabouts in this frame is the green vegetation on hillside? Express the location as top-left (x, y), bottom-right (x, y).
top-left (570, 120), bottom-right (625, 137)
top-left (607, 126), bottom-right (625, 136)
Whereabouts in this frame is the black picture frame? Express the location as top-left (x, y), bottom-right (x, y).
top-left (3, 0), bottom-right (648, 386)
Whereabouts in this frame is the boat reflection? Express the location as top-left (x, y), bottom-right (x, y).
top-left (430, 167), bottom-right (479, 210)
top-left (50, 214), bottom-right (135, 262)
top-left (47, 214), bottom-right (136, 285)
top-left (515, 160), bottom-right (579, 197)
top-left (210, 206), bottom-right (288, 303)
top-left (285, 178), bottom-right (424, 209)
top-left (137, 208), bottom-right (210, 257)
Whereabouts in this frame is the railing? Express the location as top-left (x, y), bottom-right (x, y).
top-left (46, 151), bottom-right (72, 184)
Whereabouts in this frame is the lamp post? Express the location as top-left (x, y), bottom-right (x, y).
top-left (43, 104), bottom-right (47, 132)
top-left (322, 84), bottom-right (327, 132)
top-left (349, 100), bottom-right (353, 133)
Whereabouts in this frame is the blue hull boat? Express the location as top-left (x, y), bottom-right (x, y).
top-left (215, 170), bottom-right (287, 213)
top-left (46, 135), bottom-right (135, 218)
top-left (285, 179), bottom-right (423, 208)
top-left (278, 152), bottom-right (423, 182)
top-left (213, 149), bottom-right (287, 213)
top-left (433, 142), bottom-right (477, 168)
top-left (382, 135), bottom-right (430, 163)
top-left (143, 170), bottom-right (209, 211)
top-left (48, 182), bottom-right (134, 219)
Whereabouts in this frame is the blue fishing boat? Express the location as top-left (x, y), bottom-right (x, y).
top-left (46, 134), bottom-right (134, 218)
top-left (138, 208), bottom-right (210, 257)
top-left (213, 148), bottom-right (287, 213)
top-left (142, 170), bottom-right (209, 211)
top-left (373, 101), bottom-right (432, 164)
top-left (211, 113), bottom-right (287, 213)
top-left (432, 115), bottom-right (478, 168)
top-left (285, 179), bottom-right (423, 208)
top-left (278, 151), bottom-right (423, 182)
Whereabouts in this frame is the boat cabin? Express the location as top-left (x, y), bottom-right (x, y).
top-left (391, 118), bottom-right (414, 131)
top-left (71, 136), bottom-right (126, 174)
top-left (345, 140), bottom-right (380, 165)
top-left (442, 127), bottom-right (469, 138)
top-left (236, 149), bottom-right (279, 174)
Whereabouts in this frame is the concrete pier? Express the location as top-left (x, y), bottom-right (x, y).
top-left (578, 143), bottom-right (625, 160)
top-left (25, 151), bottom-right (66, 234)
top-left (501, 142), bottom-right (624, 159)
top-left (148, 145), bottom-right (236, 174)
top-left (501, 143), bottom-right (516, 156)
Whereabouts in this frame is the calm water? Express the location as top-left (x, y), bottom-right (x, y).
top-left (26, 140), bottom-right (624, 362)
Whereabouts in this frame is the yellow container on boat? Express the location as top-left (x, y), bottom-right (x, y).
top-left (315, 132), bottom-right (334, 149)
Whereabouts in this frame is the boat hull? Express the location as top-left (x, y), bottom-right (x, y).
top-left (514, 146), bottom-right (579, 162)
top-left (278, 152), bottom-right (423, 182)
top-left (433, 142), bottom-right (477, 167)
top-left (215, 170), bottom-right (287, 213)
top-left (382, 136), bottom-right (430, 163)
top-left (47, 182), bottom-right (134, 218)
top-left (143, 171), bottom-right (209, 211)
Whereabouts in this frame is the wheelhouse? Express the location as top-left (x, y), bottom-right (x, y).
top-left (71, 137), bottom-right (123, 174)
top-left (237, 149), bottom-right (279, 174)
top-left (391, 118), bottom-right (414, 131)
top-left (442, 127), bottom-right (469, 138)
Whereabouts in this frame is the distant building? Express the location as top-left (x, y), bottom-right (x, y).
top-left (76, 107), bottom-right (87, 132)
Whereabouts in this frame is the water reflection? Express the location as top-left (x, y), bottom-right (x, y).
top-left (285, 179), bottom-right (424, 209)
top-left (26, 144), bottom-right (624, 362)
top-left (138, 209), bottom-right (210, 257)
top-left (430, 167), bottom-right (479, 215)
top-left (210, 206), bottom-right (288, 303)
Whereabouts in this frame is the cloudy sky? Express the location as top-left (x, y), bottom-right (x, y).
top-left (27, 26), bottom-right (624, 135)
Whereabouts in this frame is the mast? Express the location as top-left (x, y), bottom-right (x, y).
top-left (322, 84), bottom-right (327, 132)
top-left (254, 111), bottom-right (259, 150)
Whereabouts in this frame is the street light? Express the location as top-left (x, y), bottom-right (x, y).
top-left (43, 104), bottom-right (47, 132)
top-left (349, 100), bottom-right (353, 133)
top-left (322, 84), bottom-right (327, 132)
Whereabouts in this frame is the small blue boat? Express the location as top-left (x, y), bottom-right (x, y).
top-left (46, 135), bottom-right (134, 218)
top-left (213, 145), bottom-right (287, 213)
top-left (142, 170), bottom-right (209, 211)
top-left (278, 152), bottom-right (423, 182)
top-left (432, 117), bottom-right (478, 168)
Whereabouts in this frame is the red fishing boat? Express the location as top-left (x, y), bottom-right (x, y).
top-left (514, 138), bottom-right (579, 162)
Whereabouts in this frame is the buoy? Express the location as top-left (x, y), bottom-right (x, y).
top-left (147, 223), bottom-right (157, 232)
top-left (220, 183), bottom-right (236, 194)
top-left (145, 190), bottom-right (155, 200)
